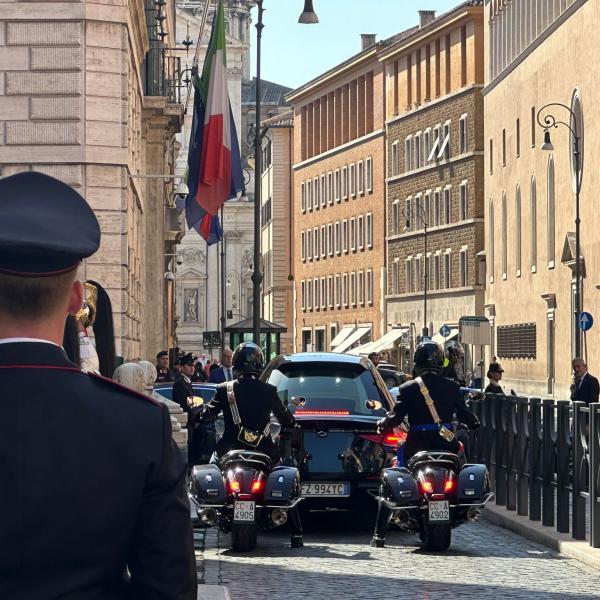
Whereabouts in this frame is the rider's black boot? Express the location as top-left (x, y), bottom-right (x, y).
top-left (370, 536), bottom-right (385, 548)
top-left (289, 506), bottom-right (304, 548)
top-left (290, 535), bottom-right (304, 548)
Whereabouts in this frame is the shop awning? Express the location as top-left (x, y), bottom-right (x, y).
top-left (368, 327), bottom-right (408, 353)
top-left (329, 325), bottom-right (355, 349)
top-left (334, 326), bottom-right (372, 354)
top-left (432, 328), bottom-right (459, 345)
top-left (346, 342), bottom-right (373, 356)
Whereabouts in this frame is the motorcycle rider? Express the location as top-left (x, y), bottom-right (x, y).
top-left (370, 340), bottom-right (479, 548)
top-left (200, 342), bottom-right (304, 547)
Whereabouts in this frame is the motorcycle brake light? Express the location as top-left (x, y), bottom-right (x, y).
top-left (383, 434), bottom-right (400, 446)
top-left (295, 410), bottom-right (350, 416)
top-left (420, 480), bottom-right (433, 494)
top-left (251, 480), bottom-right (263, 493)
top-left (444, 479), bottom-right (455, 493)
top-left (228, 480), bottom-right (240, 493)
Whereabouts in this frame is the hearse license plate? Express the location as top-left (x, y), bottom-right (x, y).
top-left (301, 482), bottom-right (350, 497)
top-left (233, 501), bottom-right (255, 522)
top-left (428, 500), bottom-right (450, 522)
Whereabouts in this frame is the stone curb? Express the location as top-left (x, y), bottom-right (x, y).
top-left (483, 502), bottom-right (600, 571)
top-left (197, 584), bottom-right (231, 600)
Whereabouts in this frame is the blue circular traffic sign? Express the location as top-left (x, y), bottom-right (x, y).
top-left (579, 312), bottom-right (593, 331)
top-left (440, 324), bottom-right (452, 338)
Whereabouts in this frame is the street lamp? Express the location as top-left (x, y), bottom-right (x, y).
top-left (537, 101), bottom-right (583, 358)
top-left (251, 1), bottom-right (319, 344)
top-left (402, 203), bottom-right (429, 338)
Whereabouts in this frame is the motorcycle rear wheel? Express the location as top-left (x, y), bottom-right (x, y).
top-left (231, 523), bottom-right (258, 552)
top-left (422, 524), bottom-right (451, 551)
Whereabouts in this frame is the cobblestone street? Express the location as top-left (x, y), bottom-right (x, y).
top-left (195, 511), bottom-right (600, 600)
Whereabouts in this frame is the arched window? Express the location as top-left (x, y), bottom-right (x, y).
top-left (530, 176), bottom-right (537, 272)
top-left (502, 191), bottom-right (507, 279)
top-left (515, 184), bottom-right (521, 276)
top-left (547, 155), bottom-right (555, 268)
top-left (489, 198), bottom-right (495, 283)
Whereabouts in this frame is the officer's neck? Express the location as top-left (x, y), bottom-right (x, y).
top-left (0, 313), bottom-right (65, 345)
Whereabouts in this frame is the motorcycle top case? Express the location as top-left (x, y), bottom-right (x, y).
top-left (381, 467), bottom-right (419, 505)
top-left (457, 464), bottom-right (489, 501)
top-left (190, 464), bottom-right (226, 503)
top-left (264, 466), bottom-right (300, 503)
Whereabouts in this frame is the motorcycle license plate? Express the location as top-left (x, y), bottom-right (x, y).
top-left (233, 501), bottom-right (256, 522)
top-left (428, 500), bottom-right (450, 522)
top-left (301, 482), bottom-right (350, 497)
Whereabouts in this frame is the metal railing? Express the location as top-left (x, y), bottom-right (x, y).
top-left (469, 395), bottom-right (600, 548)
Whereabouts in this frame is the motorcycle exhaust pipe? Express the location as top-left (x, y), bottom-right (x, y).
top-left (199, 507), bottom-right (218, 526)
top-left (391, 510), bottom-right (410, 525)
top-left (467, 507), bottom-right (481, 522)
top-left (271, 508), bottom-right (288, 526)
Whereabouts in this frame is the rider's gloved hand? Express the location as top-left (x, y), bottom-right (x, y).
top-left (470, 418), bottom-right (481, 430)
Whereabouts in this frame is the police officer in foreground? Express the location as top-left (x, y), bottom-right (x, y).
top-left (0, 172), bottom-right (196, 599)
top-left (370, 340), bottom-right (479, 548)
top-left (201, 342), bottom-right (304, 547)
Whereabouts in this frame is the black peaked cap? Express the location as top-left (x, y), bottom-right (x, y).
top-left (0, 172), bottom-right (101, 276)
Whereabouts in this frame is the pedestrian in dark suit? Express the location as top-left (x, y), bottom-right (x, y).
top-left (209, 347), bottom-right (235, 383)
top-left (0, 172), bottom-right (196, 599)
top-left (172, 353), bottom-right (198, 450)
top-left (571, 357), bottom-right (600, 404)
top-left (485, 362), bottom-right (505, 394)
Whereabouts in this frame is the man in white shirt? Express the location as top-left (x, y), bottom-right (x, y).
top-left (209, 347), bottom-right (235, 383)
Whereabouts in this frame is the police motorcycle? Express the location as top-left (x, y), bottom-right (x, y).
top-left (189, 344), bottom-right (302, 553)
top-left (373, 342), bottom-right (493, 551)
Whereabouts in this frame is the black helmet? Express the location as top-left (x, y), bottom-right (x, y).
top-left (232, 342), bottom-right (264, 376)
top-left (414, 340), bottom-right (445, 375)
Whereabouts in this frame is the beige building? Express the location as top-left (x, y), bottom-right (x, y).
top-left (0, 0), bottom-right (184, 361)
top-left (260, 110), bottom-right (295, 356)
top-left (484, 0), bottom-right (596, 397)
top-left (382, 4), bottom-right (485, 368)
top-left (288, 34), bottom-right (388, 354)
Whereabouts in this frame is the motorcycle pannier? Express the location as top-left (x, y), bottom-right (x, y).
top-left (381, 467), bottom-right (419, 505)
top-left (190, 464), bottom-right (227, 503)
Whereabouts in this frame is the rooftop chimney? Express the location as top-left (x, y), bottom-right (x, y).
top-left (361, 33), bottom-right (376, 50)
top-left (419, 10), bottom-right (436, 27)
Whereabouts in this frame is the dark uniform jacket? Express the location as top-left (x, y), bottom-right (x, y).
top-left (155, 366), bottom-right (174, 383)
top-left (0, 341), bottom-right (196, 600)
top-left (203, 376), bottom-right (294, 461)
top-left (484, 381), bottom-right (504, 395)
top-left (381, 373), bottom-right (479, 460)
top-left (172, 374), bottom-right (195, 431)
top-left (571, 372), bottom-right (600, 404)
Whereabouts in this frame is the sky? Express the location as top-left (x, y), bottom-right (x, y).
top-left (250, 0), bottom-right (463, 90)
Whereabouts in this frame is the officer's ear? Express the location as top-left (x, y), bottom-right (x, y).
top-left (68, 280), bottom-right (84, 319)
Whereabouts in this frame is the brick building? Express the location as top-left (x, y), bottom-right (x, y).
top-left (381, 3), bottom-right (485, 364)
top-left (0, 0), bottom-right (183, 360)
top-left (287, 34), bottom-right (390, 353)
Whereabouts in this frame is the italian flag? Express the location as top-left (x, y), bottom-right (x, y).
top-left (185, 0), bottom-right (244, 243)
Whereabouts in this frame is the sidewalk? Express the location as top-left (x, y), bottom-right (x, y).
top-left (197, 584), bottom-right (231, 600)
top-left (483, 503), bottom-right (600, 571)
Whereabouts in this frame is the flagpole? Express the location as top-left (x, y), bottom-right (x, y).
top-left (252, 0), bottom-right (264, 346)
top-left (220, 205), bottom-right (226, 355)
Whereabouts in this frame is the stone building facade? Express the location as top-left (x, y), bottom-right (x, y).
top-left (0, 0), bottom-right (183, 361)
top-left (260, 111), bottom-right (294, 356)
top-left (484, 0), bottom-right (596, 398)
top-left (381, 4), bottom-right (485, 362)
top-left (288, 35), bottom-right (387, 353)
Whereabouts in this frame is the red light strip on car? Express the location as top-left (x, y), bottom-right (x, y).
top-left (295, 410), bottom-right (350, 416)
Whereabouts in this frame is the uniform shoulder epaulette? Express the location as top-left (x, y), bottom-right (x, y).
top-left (86, 371), bottom-right (162, 407)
